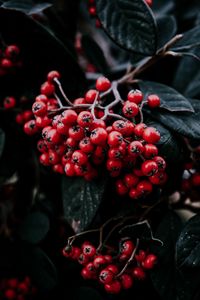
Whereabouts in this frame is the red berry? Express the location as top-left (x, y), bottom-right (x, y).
top-left (191, 173), bottom-right (200, 186)
top-left (141, 160), bottom-right (158, 176)
top-left (144, 144), bottom-right (158, 158)
top-left (96, 76), bottom-right (111, 92)
top-left (149, 171), bottom-right (167, 185)
top-left (127, 89), bottom-right (143, 104)
top-left (35, 94), bottom-right (48, 103)
top-left (128, 141), bottom-right (144, 155)
top-left (7, 278), bottom-right (18, 289)
top-left (81, 268), bottom-right (93, 280)
top-left (71, 247), bottom-right (81, 260)
top-left (53, 164), bottom-right (64, 174)
top-left (85, 89), bottom-right (99, 104)
top-left (108, 131), bottom-right (123, 147)
top-left (32, 101), bottom-right (47, 116)
top-left (106, 159), bottom-right (122, 172)
top-left (145, 0), bottom-right (153, 7)
top-left (3, 96), bottom-right (16, 109)
top-left (35, 116), bottom-right (51, 128)
top-left (77, 111), bottom-right (93, 127)
top-left (124, 173), bottom-right (139, 188)
top-left (122, 101), bottom-right (139, 118)
top-left (143, 127), bottom-right (160, 144)
top-left (72, 150), bottom-right (88, 165)
top-left (23, 110), bottom-right (33, 122)
top-left (99, 269), bottom-right (114, 284)
top-left (56, 122), bottom-right (69, 135)
top-left (61, 109), bottom-right (77, 125)
top-left (104, 255), bottom-right (113, 263)
top-left (93, 255), bottom-right (107, 269)
top-left (24, 120), bottom-right (38, 135)
top-left (46, 129), bottom-right (61, 144)
top-left (129, 188), bottom-right (142, 200)
top-left (90, 127), bottom-right (108, 145)
top-left (1, 58), bottom-right (13, 68)
top-left (37, 140), bottom-right (47, 153)
top-left (47, 70), bottom-right (60, 82)
top-left (79, 137), bottom-right (94, 153)
top-left (40, 81), bottom-right (55, 96)
top-left (48, 150), bottom-right (60, 165)
top-left (89, 6), bottom-right (96, 16)
top-left (82, 243), bottom-right (96, 258)
top-left (106, 264), bottom-right (119, 274)
top-left (4, 289), bottom-right (16, 300)
top-left (104, 280), bottom-right (121, 294)
top-left (137, 180), bottom-right (153, 194)
top-left (142, 254), bottom-right (157, 269)
top-left (68, 125), bottom-right (85, 141)
top-left (153, 156), bottom-right (166, 170)
top-left (147, 94), bottom-right (161, 108)
top-left (40, 153), bottom-right (50, 166)
top-left (120, 240), bottom-right (134, 256)
top-left (78, 253), bottom-right (90, 265)
top-left (74, 97), bottom-right (86, 105)
top-left (134, 123), bottom-right (147, 137)
top-left (132, 267), bottom-right (146, 280)
top-left (120, 274), bottom-right (133, 289)
top-left (112, 120), bottom-right (134, 136)
top-left (136, 250), bottom-right (146, 262)
top-left (16, 113), bottom-right (24, 124)
top-left (116, 179), bottom-right (129, 196)
top-left (90, 119), bottom-right (106, 130)
top-left (5, 45), bottom-right (20, 58)
top-left (65, 162), bottom-right (75, 176)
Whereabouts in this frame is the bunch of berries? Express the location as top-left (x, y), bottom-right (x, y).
top-left (181, 159), bottom-right (200, 192)
top-left (0, 277), bottom-right (37, 300)
top-left (23, 70), bottom-right (167, 199)
top-left (0, 44), bottom-right (22, 76)
top-left (63, 238), bottom-right (157, 294)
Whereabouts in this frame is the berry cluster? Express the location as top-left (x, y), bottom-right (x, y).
top-left (181, 160), bottom-right (200, 192)
top-left (0, 44), bottom-right (22, 76)
top-left (63, 238), bottom-right (157, 294)
top-left (23, 71), bottom-right (167, 199)
top-left (0, 277), bottom-right (37, 300)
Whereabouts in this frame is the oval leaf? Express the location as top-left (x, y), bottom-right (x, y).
top-left (157, 15), bottom-right (177, 49)
top-left (62, 177), bottom-right (107, 232)
top-left (96, 0), bottom-right (157, 55)
top-left (139, 81), bottom-right (194, 112)
top-left (18, 211), bottom-right (50, 244)
top-left (176, 214), bottom-right (200, 269)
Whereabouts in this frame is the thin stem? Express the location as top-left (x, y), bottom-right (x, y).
top-left (107, 112), bottom-right (127, 121)
top-left (67, 228), bottom-right (100, 242)
top-left (116, 238), bottom-right (140, 278)
top-left (54, 93), bottom-right (64, 108)
top-left (91, 91), bottom-right (100, 121)
top-left (53, 78), bottom-right (74, 106)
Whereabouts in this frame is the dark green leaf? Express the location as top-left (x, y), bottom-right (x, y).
top-left (1, 0), bottom-right (52, 15)
top-left (119, 220), bottom-right (163, 245)
top-left (139, 81), bottom-right (194, 112)
top-left (62, 177), bottom-right (107, 232)
top-left (150, 211), bottom-right (183, 300)
top-left (18, 211), bottom-right (50, 244)
top-left (17, 245), bottom-right (57, 292)
top-left (173, 49), bottom-right (200, 98)
top-left (144, 99), bottom-right (200, 140)
top-left (157, 15), bottom-right (177, 49)
top-left (176, 214), bottom-right (200, 269)
top-left (171, 26), bottom-right (200, 52)
top-left (0, 128), bottom-right (5, 158)
top-left (152, 0), bottom-right (174, 15)
top-left (81, 35), bottom-right (109, 74)
top-left (96, 0), bottom-right (157, 55)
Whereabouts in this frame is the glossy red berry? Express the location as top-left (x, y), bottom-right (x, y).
top-left (61, 109), bottom-right (77, 125)
top-left (141, 160), bottom-right (158, 176)
top-left (128, 141), bottom-right (144, 155)
top-left (5, 45), bottom-right (20, 58)
top-left (134, 123), bottom-right (147, 137)
top-left (68, 125), bottom-right (85, 141)
top-left (143, 127), bottom-right (160, 144)
top-left (99, 269), bottom-right (114, 284)
top-left (65, 162), bottom-right (75, 176)
top-left (85, 89), bottom-right (98, 104)
top-left (144, 144), bottom-right (158, 158)
top-left (120, 274), bottom-right (133, 289)
top-left (120, 240), bottom-right (134, 256)
top-left (73, 97), bottom-right (86, 105)
top-left (93, 255), bottom-right (107, 269)
top-left (147, 94), bottom-right (161, 108)
top-left (137, 180), bottom-right (153, 194)
top-left (3, 96), bottom-right (16, 109)
top-left (96, 76), bottom-right (111, 92)
top-left (108, 131), bottom-right (123, 147)
top-left (106, 159), bottom-right (122, 172)
top-left (46, 129), bottom-right (61, 144)
top-left (16, 113), bottom-right (24, 124)
top-left (1, 58), bottom-right (13, 68)
top-left (132, 267), bottom-right (146, 280)
top-left (24, 120), bottom-right (38, 135)
top-left (82, 243), bottom-right (96, 258)
top-left (40, 153), bottom-right (50, 166)
top-left (35, 94), bottom-right (48, 103)
top-left (191, 173), bottom-right (200, 186)
top-left (124, 173), bottom-right (139, 188)
top-left (142, 254), bottom-right (157, 269)
top-left (122, 101), bottom-right (139, 118)
top-left (90, 127), bottom-right (108, 145)
top-left (129, 188), bottom-right (142, 200)
top-left (35, 116), bottom-right (51, 128)
top-left (53, 164), bottom-right (64, 174)
top-left (149, 171), bottom-right (167, 185)
top-left (47, 70), bottom-right (60, 82)
top-left (72, 150), bottom-right (88, 165)
top-left (106, 264), bottom-right (119, 274)
top-left (116, 179), bottom-right (129, 195)
top-left (153, 156), bottom-right (166, 170)
top-left (136, 250), bottom-right (146, 262)
top-left (77, 111), bottom-right (93, 127)
top-left (127, 89), bottom-right (143, 104)
top-left (104, 280), bottom-right (121, 294)
top-left (23, 110), bottom-right (33, 122)
top-left (78, 253), bottom-right (90, 265)
top-left (112, 120), bottom-right (134, 136)
top-left (48, 150), bottom-right (60, 165)
top-left (40, 81), bottom-right (55, 96)
top-left (4, 289), bottom-right (16, 300)
top-left (32, 101), bottom-right (47, 116)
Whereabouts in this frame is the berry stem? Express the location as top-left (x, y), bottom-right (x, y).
top-left (116, 238), bottom-right (140, 278)
top-left (53, 78), bottom-right (74, 106)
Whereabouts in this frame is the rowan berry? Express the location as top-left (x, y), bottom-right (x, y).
top-left (90, 127), bottom-right (108, 145)
top-left (104, 280), bottom-right (121, 294)
top-left (47, 70), bottom-right (60, 82)
top-left (3, 96), bottom-right (16, 109)
top-left (99, 269), bottom-right (114, 284)
top-left (147, 94), bottom-right (160, 108)
top-left (141, 160), bottom-right (158, 176)
top-left (127, 89), bottom-right (143, 104)
top-left (143, 127), bottom-right (160, 144)
top-left (77, 111), bottom-right (93, 127)
top-left (96, 77), bottom-right (111, 92)
top-left (120, 274), bottom-right (133, 289)
top-left (122, 101), bottom-right (139, 118)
